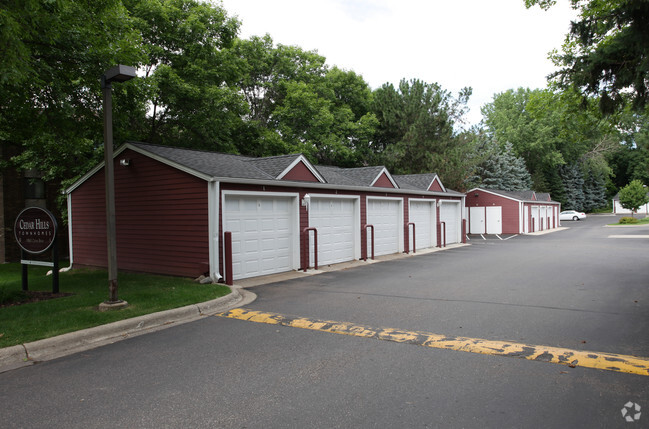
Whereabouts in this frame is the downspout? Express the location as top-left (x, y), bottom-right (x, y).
top-left (207, 180), bottom-right (222, 283)
top-left (49, 191), bottom-right (74, 275)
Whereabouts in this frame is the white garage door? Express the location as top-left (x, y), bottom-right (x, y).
top-left (223, 194), bottom-right (297, 280)
top-left (486, 206), bottom-right (502, 234)
top-left (309, 197), bottom-right (357, 266)
top-left (440, 201), bottom-right (461, 244)
top-left (409, 200), bottom-right (436, 250)
top-left (531, 206), bottom-right (540, 232)
top-left (367, 198), bottom-right (402, 256)
top-left (469, 207), bottom-right (485, 234)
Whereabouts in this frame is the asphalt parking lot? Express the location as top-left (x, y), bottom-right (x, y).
top-left (1, 214), bottom-right (647, 428)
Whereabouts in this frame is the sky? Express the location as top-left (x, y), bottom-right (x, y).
top-left (218, 0), bottom-right (577, 126)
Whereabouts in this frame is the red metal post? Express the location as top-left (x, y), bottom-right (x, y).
top-left (224, 231), bottom-right (233, 286)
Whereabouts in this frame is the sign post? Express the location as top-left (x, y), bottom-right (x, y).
top-left (14, 207), bottom-right (59, 293)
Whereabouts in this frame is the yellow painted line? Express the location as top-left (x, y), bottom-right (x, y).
top-left (216, 308), bottom-right (649, 377)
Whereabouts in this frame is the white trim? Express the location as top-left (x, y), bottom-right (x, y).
top-left (429, 175), bottom-right (446, 192)
top-left (467, 187), bottom-right (560, 206)
top-left (276, 155), bottom-right (326, 183)
top-left (408, 198), bottom-right (437, 250)
top-left (208, 181), bottom-right (220, 281)
top-left (366, 195), bottom-right (405, 254)
top-left (307, 194), bottom-right (362, 263)
top-left (121, 143), bottom-right (214, 181)
top-left (221, 190), bottom-right (301, 280)
top-left (439, 199), bottom-right (463, 244)
top-left (370, 167), bottom-right (399, 189)
top-left (65, 143), bottom-right (213, 194)
top-left (67, 193), bottom-right (74, 267)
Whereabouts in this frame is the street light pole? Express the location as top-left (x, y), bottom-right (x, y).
top-left (99, 65), bottom-right (136, 310)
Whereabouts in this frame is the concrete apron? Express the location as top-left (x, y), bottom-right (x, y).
top-left (0, 243), bottom-right (468, 373)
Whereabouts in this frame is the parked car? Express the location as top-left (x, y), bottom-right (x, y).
top-left (559, 210), bottom-right (586, 221)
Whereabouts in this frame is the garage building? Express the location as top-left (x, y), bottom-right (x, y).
top-left (66, 142), bottom-right (466, 281)
top-left (465, 188), bottom-right (561, 235)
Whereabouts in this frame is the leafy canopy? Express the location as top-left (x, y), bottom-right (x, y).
top-left (618, 179), bottom-right (649, 216)
top-left (526, 0), bottom-right (649, 114)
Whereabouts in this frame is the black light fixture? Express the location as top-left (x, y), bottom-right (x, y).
top-left (100, 65), bottom-right (136, 310)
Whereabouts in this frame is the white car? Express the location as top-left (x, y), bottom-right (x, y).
top-left (559, 210), bottom-right (586, 221)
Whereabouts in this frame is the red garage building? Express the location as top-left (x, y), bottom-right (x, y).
top-left (465, 188), bottom-right (561, 235)
top-left (66, 142), bottom-right (466, 281)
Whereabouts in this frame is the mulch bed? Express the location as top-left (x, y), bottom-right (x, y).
top-left (0, 291), bottom-right (73, 308)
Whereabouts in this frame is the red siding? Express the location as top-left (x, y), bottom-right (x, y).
top-left (466, 190), bottom-right (520, 234)
top-left (71, 149), bottom-right (209, 277)
top-left (429, 178), bottom-right (444, 192)
top-left (372, 173), bottom-right (395, 188)
top-left (282, 161), bottom-right (320, 182)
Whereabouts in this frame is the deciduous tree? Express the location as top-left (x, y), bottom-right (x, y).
top-left (618, 179), bottom-right (649, 217)
top-left (526, 0), bottom-right (649, 114)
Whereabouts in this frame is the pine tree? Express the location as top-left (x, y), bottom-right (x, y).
top-left (475, 142), bottom-right (532, 191)
top-left (582, 168), bottom-right (608, 212)
top-left (560, 164), bottom-right (586, 211)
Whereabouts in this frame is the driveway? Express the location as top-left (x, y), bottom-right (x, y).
top-left (1, 214), bottom-right (647, 428)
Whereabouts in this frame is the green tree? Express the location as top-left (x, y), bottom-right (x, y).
top-left (225, 35), bottom-right (378, 165)
top-left (526, 0), bottom-right (649, 114)
top-left (125, 0), bottom-right (244, 151)
top-left (560, 164), bottom-right (585, 211)
top-left (473, 142), bottom-right (532, 191)
top-left (371, 79), bottom-right (474, 188)
top-left (618, 179), bottom-right (649, 217)
top-left (1, 0), bottom-right (143, 185)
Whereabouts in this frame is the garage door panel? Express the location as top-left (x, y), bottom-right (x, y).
top-left (486, 206), bottom-right (502, 234)
top-left (410, 201), bottom-right (435, 250)
top-left (224, 195), bottom-right (296, 280)
top-left (469, 207), bottom-right (485, 234)
top-left (440, 202), bottom-right (461, 244)
top-left (309, 197), bottom-right (357, 266)
top-left (367, 199), bottom-right (402, 256)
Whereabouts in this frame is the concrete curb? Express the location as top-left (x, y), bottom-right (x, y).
top-left (0, 286), bottom-right (256, 374)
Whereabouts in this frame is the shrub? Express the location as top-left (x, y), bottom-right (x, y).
top-left (619, 217), bottom-right (639, 224)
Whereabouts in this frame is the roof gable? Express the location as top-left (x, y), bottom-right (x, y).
top-left (277, 156), bottom-right (325, 183)
top-left (467, 188), bottom-right (558, 203)
top-left (372, 170), bottom-right (397, 188)
top-left (246, 154), bottom-right (325, 183)
top-left (428, 176), bottom-right (445, 192)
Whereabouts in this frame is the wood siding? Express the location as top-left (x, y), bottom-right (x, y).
top-left (282, 161), bottom-right (320, 182)
top-left (466, 191), bottom-right (520, 234)
top-left (429, 178), bottom-right (444, 192)
top-left (373, 173), bottom-right (395, 188)
top-left (71, 150), bottom-right (209, 277)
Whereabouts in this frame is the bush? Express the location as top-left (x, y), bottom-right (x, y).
top-left (619, 217), bottom-right (639, 224)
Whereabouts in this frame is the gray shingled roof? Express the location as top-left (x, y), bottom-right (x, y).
top-left (245, 154), bottom-right (302, 178)
top-left (125, 142), bottom-right (458, 195)
top-left (338, 166), bottom-right (389, 186)
top-left (130, 142), bottom-right (274, 180)
top-left (314, 165), bottom-right (364, 186)
top-left (393, 174), bottom-right (438, 191)
top-left (477, 188), bottom-right (558, 203)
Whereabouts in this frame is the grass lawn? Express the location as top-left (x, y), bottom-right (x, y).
top-left (0, 264), bottom-right (230, 348)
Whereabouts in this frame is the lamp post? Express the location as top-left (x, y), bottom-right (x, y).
top-left (99, 65), bottom-right (136, 310)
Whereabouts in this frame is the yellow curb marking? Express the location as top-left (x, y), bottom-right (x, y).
top-left (217, 308), bottom-right (649, 377)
